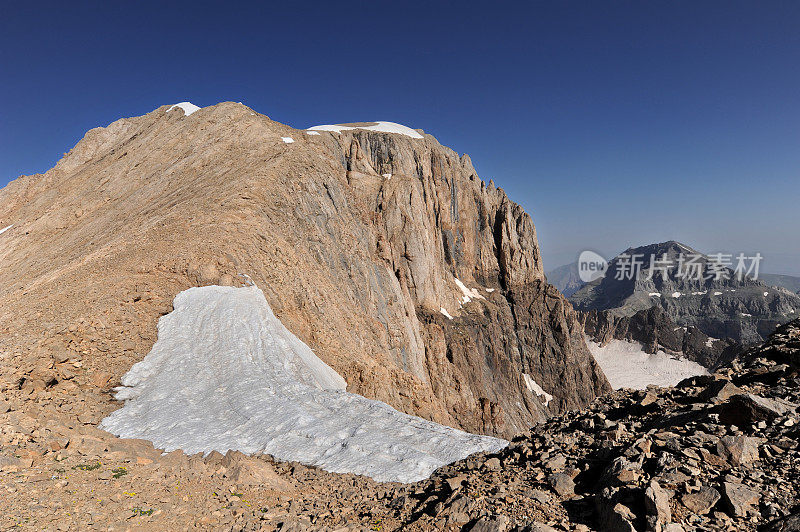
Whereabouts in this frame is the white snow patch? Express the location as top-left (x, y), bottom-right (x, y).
top-left (671, 292), bottom-right (682, 298)
top-left (382, 173), bottom-right (392, 179)
top-left (281, 137), bottom-right (294, 144)
top-left (522, 373), bottom-right (553, 406)
top-left (165, 102), bottom-right (201, 116)
top-left (648, 292), bottom-right (661, 297)
top-left (587, 338), bottom-right (708, 390)
top-left (691, 291), bottom-right (707, 295)
top-left (0, 224), bottom-right (13, 235)
top-left (440, 307), bottom-right (454, 320)
top-left (454, 278), bottom-right (485, 305)
top-left (486, 288), bottom-right (495, 293)
top-left (101, 286), bottom-right (504, 482)
top-left (713, 291), bottom-right (723, 296)
top-left (308, 121), bottom-right (424, 139)
top-left (705, 337), bottom-right (720, 348)
top-left (741, 313), bottom-right (752, 317)
top-left (307, 131), bottom-right (320, 136)
top-left (764, 292), bottom-right (769, 297)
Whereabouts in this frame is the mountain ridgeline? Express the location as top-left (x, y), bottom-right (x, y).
top-left (0, 102), bottom-right (609, 440)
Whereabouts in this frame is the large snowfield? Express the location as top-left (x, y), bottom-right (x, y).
top-left (586, 338), bottom-right (708, 390)
top-left (100, 285), bottom-right (506, 483)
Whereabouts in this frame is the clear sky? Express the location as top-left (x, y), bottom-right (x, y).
top-left (2, 1), bottom-right (799, 274)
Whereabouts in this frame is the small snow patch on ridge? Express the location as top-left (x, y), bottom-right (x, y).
top-left (308, 121), bottom-right (424, 139)
top-left (0, 224), bottom-right (12, 235)
top-left (440, 307), bottom-right (454, 320)
top-left (281, 137), bottom-right (294, 144)
top-left (165, 102), bottom-right (201, 116)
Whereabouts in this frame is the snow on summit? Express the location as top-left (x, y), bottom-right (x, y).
top-left (307, 121), bottom-right (424, 139)
top-left (164, 102), bottom-right (201, 116)
top-left (101, 285), bottom-right (505, 483)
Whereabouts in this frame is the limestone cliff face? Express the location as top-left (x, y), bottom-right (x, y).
top-left (0, 102), bottom-right (609, 437)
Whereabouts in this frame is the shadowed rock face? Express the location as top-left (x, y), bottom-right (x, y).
top-left (0, 102), bottom-right (609, 438)
top-left (570, 241), bottom-right (800, 345)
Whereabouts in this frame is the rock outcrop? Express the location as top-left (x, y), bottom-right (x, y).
top-left (0, 102), bottom-right (609, 439)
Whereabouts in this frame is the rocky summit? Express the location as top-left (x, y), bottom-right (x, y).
top-left (0, 102), bottom-right (609, 444)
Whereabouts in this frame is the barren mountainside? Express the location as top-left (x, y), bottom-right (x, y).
top-left (0, 102), bottom-right (609, 439)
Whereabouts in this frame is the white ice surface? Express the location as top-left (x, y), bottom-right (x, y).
top-left (281, 137), bottom-right (294, 143)
top-left (671, 292), bottom-right (682, 298)
top-left (0, 224), bottom-right (12, 235)
top-left (713, 291), bottom-right (723, 296)
top-left (522, 373), bottom-right (553, 406)
top-left (165, 102), bottom-right (201, 116)
top-left (648, 292), bottom-right (661, 297)
top-left (307, 131), bottom-right (321, 136)
top-left (307, 121), bottom-right (424, 139)
top-left (101, 286), bottom-right (505, 483)
top-left (587, 338), bottom-right (708, 390)
top-left (440, 307), bottom-right (454, 320)
top-left (454, 278), bottom-right (485, 305)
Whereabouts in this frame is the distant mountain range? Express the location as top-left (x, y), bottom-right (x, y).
top-left (550, 241), bottom-right (800, 346)
top-left (760, 273), bottom-right (800, 294)
top-left (545, 262), bottom-right (584, 297)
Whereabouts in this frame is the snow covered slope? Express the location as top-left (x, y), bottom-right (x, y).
top-left (586, 338), bottom-right (708, 390)
top-left (100, 285), bottom-right (506, 483)
top-left (307, 121), bottom-right (424, 139)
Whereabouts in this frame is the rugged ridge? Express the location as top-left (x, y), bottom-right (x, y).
top-left (0, 102), bottom-right (609, 439)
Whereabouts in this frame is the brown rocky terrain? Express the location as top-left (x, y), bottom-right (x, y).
top-left (0, 102), bottom-right (609, 442)
top-left (2, 311), bottom-right (798, 530)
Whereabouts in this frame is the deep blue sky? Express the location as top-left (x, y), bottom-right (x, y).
top-left (2, 1), bottom-right (799, 274)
